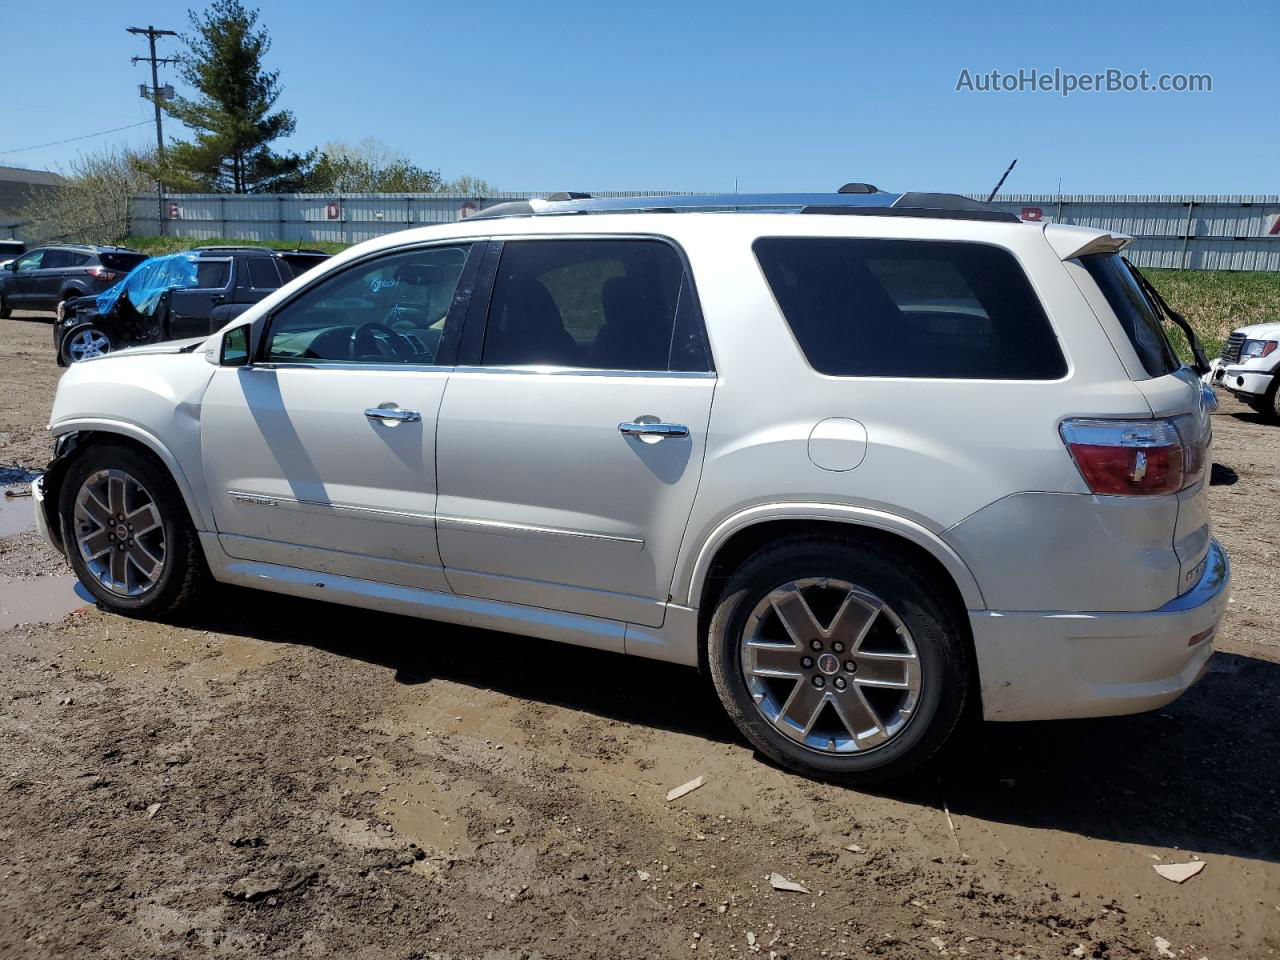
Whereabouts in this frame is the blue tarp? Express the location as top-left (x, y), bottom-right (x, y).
top-left (95, 252), bottom-right (202, 317)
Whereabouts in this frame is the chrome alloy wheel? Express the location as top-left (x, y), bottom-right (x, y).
top-left (66, 327), bottom-right (111, 361)
top-left (72, 469), bottom-right (166, 597)
top-left (741, 578), bottom-right (922, 754)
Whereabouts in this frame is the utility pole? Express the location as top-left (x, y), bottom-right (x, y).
top-left (128, 26), bottom-right (179, 236)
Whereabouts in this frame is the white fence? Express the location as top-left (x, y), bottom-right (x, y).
top-left (130, 192), bottom-right (1280, 271)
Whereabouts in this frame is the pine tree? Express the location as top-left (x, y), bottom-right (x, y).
top-left (152, 0), bottom-right (311, 193)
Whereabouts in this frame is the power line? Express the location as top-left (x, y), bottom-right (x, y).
top-left (0, 121), bottom-right (153, 158)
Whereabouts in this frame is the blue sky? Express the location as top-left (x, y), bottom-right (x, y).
top-left (3, 0), bottom-right (1276, 194)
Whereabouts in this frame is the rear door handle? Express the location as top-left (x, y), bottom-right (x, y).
top-left (618, 420), bottom-right (689, 439)
top-left (365, 405), bottom-right (421, 423)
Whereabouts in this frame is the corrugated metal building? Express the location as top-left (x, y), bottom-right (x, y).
top-left (130, 191), bottom-right (1280, 271)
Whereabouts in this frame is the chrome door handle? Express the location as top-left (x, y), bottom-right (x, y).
top-left (618, 420), bottom-right (689, 439)
top-left (365, 405), bottom-right (421, 423)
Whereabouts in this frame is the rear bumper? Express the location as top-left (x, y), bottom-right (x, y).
top-left (972, 538), bottom-right (1229, 721)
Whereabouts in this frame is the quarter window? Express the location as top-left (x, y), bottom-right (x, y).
top-left (264, 245), bottom-right (471, 365)
top-left (754, 237), bottom-right (1066, 380)
top-left (480, 239), bottom-right (710, 372)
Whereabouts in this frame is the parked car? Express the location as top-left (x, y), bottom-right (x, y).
top-left (0, 239), bottom-right (25, 270)
top-left (0, 243), bottom-right (146, 319)
top-left (31, 189), bottom-right (1229, 783)
top-left (55, 246), bottom-right (329, 364)
top-left (1211, 322), bottom-right (1280, 420)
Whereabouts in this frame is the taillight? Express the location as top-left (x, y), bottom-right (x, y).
top-left (1060, 416), bottom-right (1207, 496)
top-left (85, 266), bottom-right (118, 282)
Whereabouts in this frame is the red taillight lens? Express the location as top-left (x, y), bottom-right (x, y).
top-left (1060, 417), bottom-right (1205, 496)
top-left (85, 266), bottom-right (118, 282)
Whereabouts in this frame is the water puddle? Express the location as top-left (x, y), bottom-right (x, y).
top-left (0, 575), bottom-right (92, 631)
top-left (0, 488), bottom-right (38, 538)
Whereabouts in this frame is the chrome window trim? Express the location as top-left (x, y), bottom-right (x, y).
top-left (246, 361), bottom-right (452, 374)
top-left (450, 364), bottom-right (715, 380)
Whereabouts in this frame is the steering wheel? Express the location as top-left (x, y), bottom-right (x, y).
top-left (348, 321), bottom-right (411, 361)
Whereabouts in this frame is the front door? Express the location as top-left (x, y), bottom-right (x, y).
top-left (200, 241), bottom-right (479, 591)
top-left (435, 237), bottom-right (716, 627)
top-left (8, 249), bottom-right (44, 304)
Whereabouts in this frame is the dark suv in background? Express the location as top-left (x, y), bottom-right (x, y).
top-left (56, 245), bottom-right (329, 363)
top-left (0, 244), bottom-right (146, 318)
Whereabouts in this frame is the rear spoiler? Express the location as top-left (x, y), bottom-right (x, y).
top-left (1044, 224), bottom-right (1133, 261)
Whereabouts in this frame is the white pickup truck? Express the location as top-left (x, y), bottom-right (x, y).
top-left (1213, 323), bottom-right (1280, 420)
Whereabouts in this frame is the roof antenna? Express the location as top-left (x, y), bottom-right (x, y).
top-left (986, 158), bottom-right (1017, 203)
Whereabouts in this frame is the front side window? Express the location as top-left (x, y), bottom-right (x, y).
top-left (754, 237), bottom-right (1067, 380)
top-left (194, 259), bottom-right (231, 289)
top-left (14, 250), bottom-right (44, 271)
top-left (480, 239), bottom-right (710, 372)
top-left (264, 244), bottom-right (471, 365)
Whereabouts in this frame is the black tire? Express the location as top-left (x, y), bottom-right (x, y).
top-left (60, 323), bottom-right (112, 364)
top-left (58, 442), bottom-right (207, 618)
top-left (1260, 380), bottom-right (1280, 423)
top-left (0, 293), bottom-right (10, 319)
top-left (706, 537), bottom-right (971, 784)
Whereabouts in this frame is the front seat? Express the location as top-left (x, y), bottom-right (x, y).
top-left (485, 276), bottom-right (578, 366)
top-left (588, 275), bottom-right (670, 371)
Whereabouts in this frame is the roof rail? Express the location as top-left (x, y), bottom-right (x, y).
top-left (467, 189), bottom-right (1020, 224)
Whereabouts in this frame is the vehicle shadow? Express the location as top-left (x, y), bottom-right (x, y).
top-left (180, 586), bottom-right (1280, 865)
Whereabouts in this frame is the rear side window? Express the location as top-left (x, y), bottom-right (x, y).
top-left (99, 252), bottom-right (147, 272)
top-left (481, 239), bottom-right (710, 372)
top-left (1078, 254), bottom-right (1179, 378)
top-left (246, 258), bottom-right (283, 289)
top-left (754, 238), bottom-right (1066, 380)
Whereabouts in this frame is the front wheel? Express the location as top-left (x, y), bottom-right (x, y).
top-left (58, 443), bottom-right (207, 617)
top-left (61, 323), bottom-right (112, 363)
top-left (0, 293), bottom-right (10, 319)
top-left (707, 538), bottom-right (971, 783)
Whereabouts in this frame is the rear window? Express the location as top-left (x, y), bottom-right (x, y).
top-left (99, 252), bottom-right (147, 272)
top-left (1078, 254), bottom-right (1179, 378)
top-left (753, 238), bottom-right (1066, 379)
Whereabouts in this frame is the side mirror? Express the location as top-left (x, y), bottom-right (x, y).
top-left (2, 261), bottom-right (15, 271)
top-left (219, 325), bottom-right (251, 366)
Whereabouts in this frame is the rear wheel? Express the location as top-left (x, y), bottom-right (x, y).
top-left (707, 537), bottom-right (971, 783)
top-left (58, 443), bottom-right (207, 617)
top-left (61, 323), bottom-right (112, 363)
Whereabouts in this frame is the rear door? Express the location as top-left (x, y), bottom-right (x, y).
top-left (31, 249), bottom-right (73, 306)
top-left (434, 237), bottom-right (715, 627)
top-left (167, 257), bottom-right (233, 339)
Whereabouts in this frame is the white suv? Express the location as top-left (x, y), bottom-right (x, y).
top-left (33, 190), bottom-right (1230, 782)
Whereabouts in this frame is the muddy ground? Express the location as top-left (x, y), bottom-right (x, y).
top-left (1, 310), bottom-right (1277, 960)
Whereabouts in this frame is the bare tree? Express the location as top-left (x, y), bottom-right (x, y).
top-left (20, 146), bottom-right (156, 244)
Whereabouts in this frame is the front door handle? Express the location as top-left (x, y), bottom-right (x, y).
top-left (365, 404), bottom-right (421, 423)
top-left (618, 420), bottom-right (689, 439)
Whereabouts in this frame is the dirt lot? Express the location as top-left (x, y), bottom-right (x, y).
top-left (1, 310), bottom-right (1277, 960)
